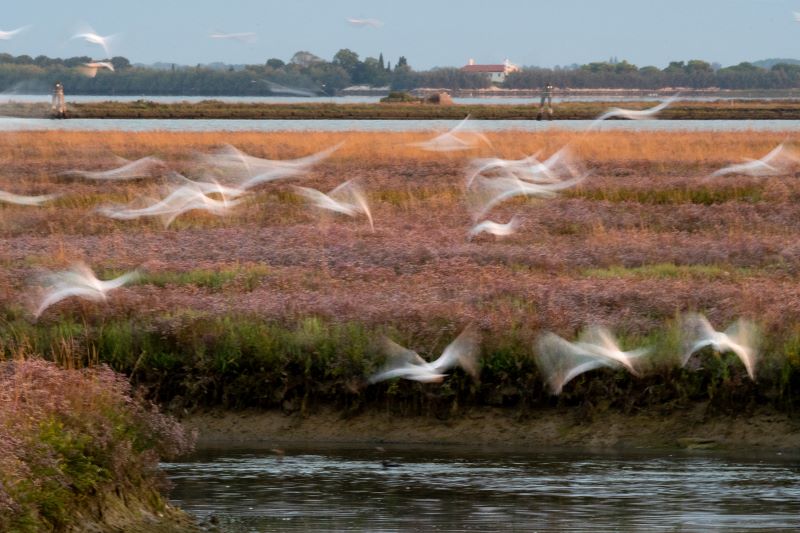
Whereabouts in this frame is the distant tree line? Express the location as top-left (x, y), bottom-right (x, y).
top-left (0, 53), bottom-right (798, 95)
top-left (504, 60), bottom-right (800, 90)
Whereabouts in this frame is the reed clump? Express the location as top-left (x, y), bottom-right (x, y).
top-left (0, 357), bottom-right (195, 531)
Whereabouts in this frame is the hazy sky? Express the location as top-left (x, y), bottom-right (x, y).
top-left (2, 0), bottom-right (799, 69)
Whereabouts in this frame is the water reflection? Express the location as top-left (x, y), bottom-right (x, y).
top-left (162, 446), bottom-right (800, 531)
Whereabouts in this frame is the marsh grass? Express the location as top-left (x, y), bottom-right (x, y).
top-left (1, 130), bottom-right (800, 419)
top-left (581, 263), bottom-right (748, 280)
top-left (0, 358), bottom-right (194, 531)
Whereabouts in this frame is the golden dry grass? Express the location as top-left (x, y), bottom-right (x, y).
top-left (0, 130), bottom-right (794, 166)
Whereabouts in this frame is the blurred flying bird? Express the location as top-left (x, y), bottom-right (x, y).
top-left (71, 27), bottom-right (116, 57)
top-left (794, 11), bottom-right (800, 22)
top-left (468, 172), bottom-right (586, 220)
top-left (293, 179), bottom-right (374, 231)
top-left (33, 262), bottom-right (139, 318)
top-left (0, 26), bottom-right (31, 40)
top-left (708, 143), bottom-right (799, 178)
top-left (61, 156), bottom-right (165, 180)
top-left (368, 326), bottom-right (480, 383)
top-left (681, 313), bottom-right (760, 380)
top-left (96, 181), bottom-right (243, 227)
top-left (79, 61), bottom-right (114, 78)
top-left (591, 96), bottom-right (677, 126)
top-left (259, 80), bottom-right (317, 97)
top-left (199, 142), bottom-right (342, 190)
top-left (466, 146), bottom-right (582, 188)
top-left (574, 326), bottom-right (650, 377)
top-left (0, 189), bottom-right (60, 206)
top-left (409, 116), bottom-right (491, 152)
top-left (347, 18), bottom-right (384, 28)
top-left (467, 216), bottom-right (521, 240)
top-left (210, 31), bottom-right (257, 43)
top-left (535, 327), bottom-right (650, 395)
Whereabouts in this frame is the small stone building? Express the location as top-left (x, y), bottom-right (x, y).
top-left (460, 59), bottom-right (520, 84)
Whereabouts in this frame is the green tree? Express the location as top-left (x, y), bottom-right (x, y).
top-left (266, 58), bottom-right (285, 69)
top-left (110, 56), bottom-right (131, 70)
top-left (333, 49), bottom-right (360, 77)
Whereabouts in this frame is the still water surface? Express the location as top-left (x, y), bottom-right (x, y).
top-left (4, 93), bottom-right (800, 105)
top-left (2, 117), bottom-right (800, 133)
top-left (163, 445), bottom-right (800, 531)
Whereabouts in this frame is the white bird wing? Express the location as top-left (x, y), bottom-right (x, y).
top-left (328, 180), bottom-right (374, 230)
top-left (0, 26), bottom-right (31, 40)
top-left (535, 332), bottom-right (613, 395)
top-left (577, 325), bottom-right (650, 376)
top-left (293, 186), bottom-right (356, 217)
top-left (0, 190), bottom-right (60, 206)
top-left (382, 337), bottom-right (427, 366)
top-left (467, 216), bottom-right (520, 239)
top-left (709, 160), bottom-right (777, 178)
top-left (593, 97), bottom-right (676, 125)
top-left (367, 338), bottom-right (433, 383)
top-left (429, 326), bottom-right (481, 378)
top-left (681, 313), bottom-right (719, 365)
top-left (99, 270), bottom-right (141, 291)
top-left (368, 362), bottom-right (444, 383)
top-left (35, 286), bottom-right (106, 318)
top-left (759, 143), bottom-right (785, 165)
top-left (723, 319), bottom-right (759, 380)
top-left (63, 156), bottom-right (165, 180)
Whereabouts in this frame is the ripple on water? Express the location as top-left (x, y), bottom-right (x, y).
top-left (161, 447), bottom-right (800, 531)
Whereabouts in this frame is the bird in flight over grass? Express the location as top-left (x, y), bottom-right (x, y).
top-left (467, 216), bottom-right (521, 240)
top-left (681, 313), bottom-right (759, 380)
top-left (71, 26), bottom-right (116, 57)
top-left (33, 262), bottom-right (140, 318)
top-left (466, 146), bottom-right (582, 188)
top-left (369, 326), bottom-right (480, 383)
top-left (0, 26), bottom-right (31, 40)
top-left (708, 143), bottom-right (799, 178)
top-left (293, 179), bottom-right (374, 231)
top-left (62, 155), bottom-right (166, 180)
top-left (468, 172), bottom-right (586, 220)
top-left (347, 18), bottom-right (384, 28)
top-left (210, 31), bottom-right (257, 44)
top-left (590, 96), bottom-right (678, 127)
top-left (535, 326), bottom-right (651, 394)
top-left (0, 189), bottom-right (60, 206)
top-left (97, 180), bottom-right (244, 228)
top-left (199, 142), bottom-right (342, 190)
top-left (409, 116), bottom-right (491, 152)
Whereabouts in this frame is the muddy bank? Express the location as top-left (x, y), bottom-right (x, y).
top-left (184, 406), bottom-right (800, 452)
top-left (68, 489), bottom-right (197, 533)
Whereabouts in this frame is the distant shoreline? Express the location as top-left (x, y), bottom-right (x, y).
top-left (4, 99), bottom-right (800, 120)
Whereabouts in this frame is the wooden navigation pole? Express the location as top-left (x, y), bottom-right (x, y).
top-left (537, 82), bottom-right (554, 120)
top-left (51, 82), bottom-right (66, 119)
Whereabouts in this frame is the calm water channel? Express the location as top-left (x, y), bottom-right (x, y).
top-left (162, 445), bottom-right (800, 531)
top-left (2, 117), bottom-right (800, 132)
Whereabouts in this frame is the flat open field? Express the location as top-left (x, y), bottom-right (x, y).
top-left (1, 130), bottom-right (800, 441)
top-left (5, 99), bottom-right (800, 120)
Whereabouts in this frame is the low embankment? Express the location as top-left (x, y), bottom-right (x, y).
top-left (3, 99), bottom-right (800, 120)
